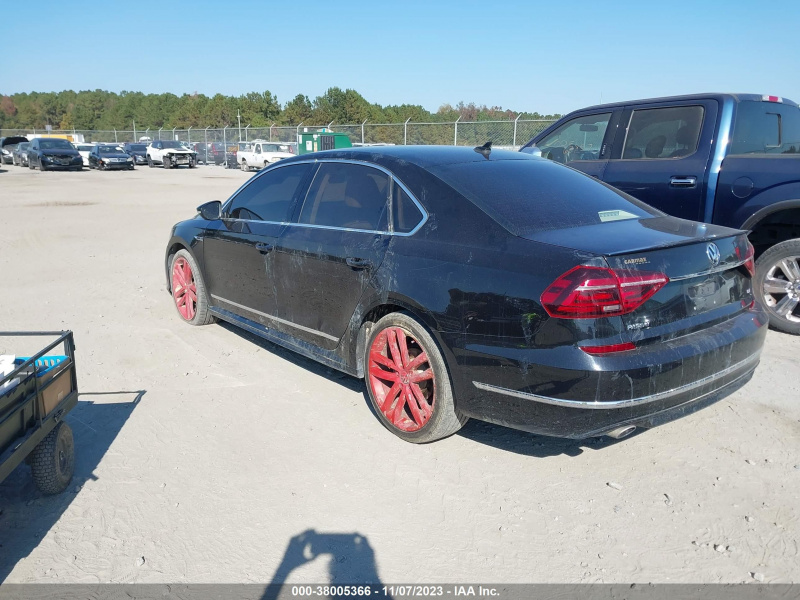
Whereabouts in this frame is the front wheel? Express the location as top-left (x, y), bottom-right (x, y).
top-left (163, 157), bottom-right (171, 169)
top-left (364, 312), bottom-right (467, 443)
top-left (30, 422), bottom-right (75, 495)
top-left (147, 156), bottom-right (154, 167)
top-left (755, 239), bottom-right (800, 334)
top-left (170, 249), bottom-right (214, 325)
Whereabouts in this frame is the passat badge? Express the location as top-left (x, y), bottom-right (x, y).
top-left (706, 243), bottom-right (721, 266)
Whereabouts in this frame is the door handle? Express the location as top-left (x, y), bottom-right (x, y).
top-left (255, 242), bottom-right (274, 253)
top-left (346, 257), bottom-right (372, 269)
top-left (670, 176), bottom-right (697, 188)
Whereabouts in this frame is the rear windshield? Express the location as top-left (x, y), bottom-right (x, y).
top-left (428, 158), bottom-right (659, 236)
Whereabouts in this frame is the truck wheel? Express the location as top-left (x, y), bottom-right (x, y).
top-left (240, 160), bottom-right (248, 171)
top-left (755, 239), bottom-right (800, 335)
top-left (364, 312), bottom-right (468, 443)
top-left (30, 422), bottom-right (75, 495)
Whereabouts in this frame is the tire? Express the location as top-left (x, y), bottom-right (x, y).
top-left (188, 158), bottom-right (195, 169)
top-left (170, 249), bottom-right (214, 325)
top-left (30, 422), bottom-right (75, 495)
top-left (147, 155), bottom-right (154, 167)
top-left (29, 159), bottom-right (35, 170)
top-left (163, 156), bottom-right (171, 169)
top-left (40, 161), bottom-right (47, 172)
top-left (755, 239), bottom-right (800, 335)
top-left (240, 159), bottom-right (248, 171)
top-left (364, 312), bottom-right (467, 443)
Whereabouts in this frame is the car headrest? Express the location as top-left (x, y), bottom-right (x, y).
top-left (675, 125), bottom-right (694, 147)
top-left (645, 135), bottom-right (667, 158)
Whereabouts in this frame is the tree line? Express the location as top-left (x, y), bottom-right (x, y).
top-left (0, 88), bottom-right (561, 131)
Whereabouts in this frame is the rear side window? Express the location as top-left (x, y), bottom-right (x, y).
top-left (392, 181), bottom-right (423, 233)
top-left (298, 163), bottom-right (389, 231)
top-left (428, 158), bottom-right (659, 236)
top-left (730, 101), bottom-right (800, 154)
top-left (227, 163), bottom-right (312, 221)
top-left (621, 106), bottom-right (704, 159)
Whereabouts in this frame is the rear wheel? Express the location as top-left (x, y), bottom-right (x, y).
top-left (365, 312), bottom-right (467, 443)
top-left (755, 239), bottom-right (800, 335)
top-left (30, 422), bottom-right (74, 495)
top-left (240, 159), bottom-right (248, 171)
top-left (170, 249), bottom-right (214, 325)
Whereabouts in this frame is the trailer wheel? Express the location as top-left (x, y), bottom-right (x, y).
top-left (30, 422), bottom-right (75, 495)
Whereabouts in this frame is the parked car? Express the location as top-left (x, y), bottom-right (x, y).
top-left (12, 142), bottom-right (31, 166)
top-left (27, 138), bottom-right (83, 171)
top-left (237, 139), bottom-right (295, 171)
top-left (164, 146), bottom-right (766, 443)
top-left (1, 136), bottom-right (27, 164)
top-left (74, 143), bottom-right (96, 167)
top-left (146, 140), bottom-right (197, 169)
top-left (192, 142), bottom-right (212, 165)
top-left (122, 142), bottom-right (148, 166)
top-left (89, 144), bottom-right (134, 170)
top-left (521, 93), bottom-right (800, 335)
top-left (207, 142), bottom-right (226, 165)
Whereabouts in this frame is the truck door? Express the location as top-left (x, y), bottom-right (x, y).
top-left (602, 100), bottom-right (718, 221)
top-left (522, 110), bottom-right (621, 180)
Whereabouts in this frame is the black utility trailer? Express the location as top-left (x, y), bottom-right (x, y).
top-left (0, 331), bottom-right (78, 494)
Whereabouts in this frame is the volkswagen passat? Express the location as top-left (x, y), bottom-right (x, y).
top-left (164, 146), bottom-right (767, 443)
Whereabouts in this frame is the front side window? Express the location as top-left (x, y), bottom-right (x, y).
top-left (298, 163), bottom-right (389, 231)
top-left (621, 106), bottom-right (704, 159)
top-left (227, 163), bottom-right (313, 221)
top-left (255, 145), bottom-right (261, 153)
top-left (534, 113), bottom-right (612, 163)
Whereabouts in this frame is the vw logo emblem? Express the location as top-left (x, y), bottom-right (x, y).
top-left (706, 243), bottom-right (721, 266)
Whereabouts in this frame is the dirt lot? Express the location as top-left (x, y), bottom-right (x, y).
top-left (0, 163), bottom-right (798, 585)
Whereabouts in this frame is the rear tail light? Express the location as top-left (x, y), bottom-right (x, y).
top-left (734, 240), bottom-right (756, 277)
top-left (580, 342), bottom-right (636, 355)
top-left (541, 266), bottom-right (669, 319)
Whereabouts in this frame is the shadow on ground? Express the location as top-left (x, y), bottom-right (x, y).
top-left (263, 529), bottom-right (389, 599)
top-left (0, 390), bottom-right (143, 583)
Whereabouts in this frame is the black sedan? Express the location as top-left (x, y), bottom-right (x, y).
top-left (12, 142), bottom-right (31, 166)
top-left (122, 143), bottom-right (148, 166)
top-left (27, 138), bottom-right (83, 171)
top-left (164, 146), bottom-right (767, 443)
top-left (89, 144), bottom-right (134, 170)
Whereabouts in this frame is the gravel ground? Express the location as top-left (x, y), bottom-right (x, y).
top-left (0, 164), bottom-right (798, 584)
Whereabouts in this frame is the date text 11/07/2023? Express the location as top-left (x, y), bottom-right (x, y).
top-left (290, 585), bottom-right (501, 597)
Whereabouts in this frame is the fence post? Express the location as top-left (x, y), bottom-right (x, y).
top-left (296, 122), bottom-right (303, 144)
top-left (158, 128), bottom-right (163, 140)
top-left (145, 128), bottom-right (149, 141)
top-left (114, 129), bottom-right (118, 143)
top-left (133, 120), bottom-right (136, 141)
top-left (454, 116), bottom-right (461, 146)
top-left (270, 123), bottom-right (275, 142)
top-left (223, 127), bottom-right (227, 167)
top-left (188, 126), bottom-right (192, 143)
top-left (245, 124), bottom-right (250, 141)
top-left (327, 120), bottom-right (334, 132)
top-left (361, 119), bottom-right (367, 144)
top-left (513, 114), bottom-right (521, 148)
top-left (172, 127), bottom-right (176, 141)
top-left (404, 118), bottom-right (410, 145)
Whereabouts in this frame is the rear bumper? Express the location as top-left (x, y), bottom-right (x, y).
top-left (457, 305), bottom-right (768, 438)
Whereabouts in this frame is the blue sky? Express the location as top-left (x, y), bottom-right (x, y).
top-left (1, 0), bottom-right (798, 116)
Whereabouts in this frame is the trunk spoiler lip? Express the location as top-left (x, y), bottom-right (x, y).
top-left (599, 230), bottom-right (748, 257)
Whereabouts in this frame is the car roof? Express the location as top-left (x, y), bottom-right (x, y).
top-left (569, 92), bottom-right (799, 112)
top-left (284, 145), bottom-right (535, 169)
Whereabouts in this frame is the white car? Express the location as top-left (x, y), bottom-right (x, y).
top-left (146, 140), bottom-right (197, 169)
top-left (75, 144), bottom-right (97, 167)
top-left (238, 140), bottom-right (295, 171)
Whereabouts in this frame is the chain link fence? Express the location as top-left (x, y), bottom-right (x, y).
top-left (1, 119), bottom-right (555, 149)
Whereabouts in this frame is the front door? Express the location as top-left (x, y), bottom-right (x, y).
top-left (202, 162), bottom-right (315, 324)
top-left (601, 101), bottom-right (717, 221)
top-left (271, 161), bottom-right (392, 349)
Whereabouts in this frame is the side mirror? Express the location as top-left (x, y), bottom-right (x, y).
top-left (198, 200), bottom-right (222, 220)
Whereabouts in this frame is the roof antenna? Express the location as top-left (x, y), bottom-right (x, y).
top-left (474, 141), bottom-right (492, 159)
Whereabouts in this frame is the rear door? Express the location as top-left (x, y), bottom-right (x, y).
top-left (523, 110), bottom-right (621, 180)
top-left (270, 161), bottom-right (392, 349)
top-left (203, 163), bottom-right (315, 323)
top-left (602, 100), bottom-right (717, 221)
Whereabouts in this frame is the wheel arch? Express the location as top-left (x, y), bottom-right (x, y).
top-left (164, 236), bottom-right (196, 293)
top-left (742, 200), bottom-right (800, 258)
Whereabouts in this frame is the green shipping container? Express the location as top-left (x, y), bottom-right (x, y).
top-left (297, 130), bottom-right (352, 155)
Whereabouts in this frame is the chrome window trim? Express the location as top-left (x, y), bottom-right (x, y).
top-left (220, 158), bottom-right (428, 237)
top-left (472, 351), bottom-right (760, 410)
top-left (210, 294), bottom-right (339, 342)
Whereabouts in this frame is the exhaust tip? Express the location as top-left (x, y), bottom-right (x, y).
top-left (606, 425), bottom-right (636, 440)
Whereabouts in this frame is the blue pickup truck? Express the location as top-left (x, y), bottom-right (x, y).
top-left (521, 93), bottom-right (800, 334)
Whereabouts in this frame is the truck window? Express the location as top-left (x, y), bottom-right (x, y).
top-left (730, 101), bottom-right (800, 154)
top-left (534, 113), bottom-right (611, 163)
top-left (621, 106), bottom-right (703, 160)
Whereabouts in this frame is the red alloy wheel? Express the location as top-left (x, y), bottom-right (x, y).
top-left (172, 257), bottom-right (198, 321)
top-left (368, 326), bottom-right (436, 432)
